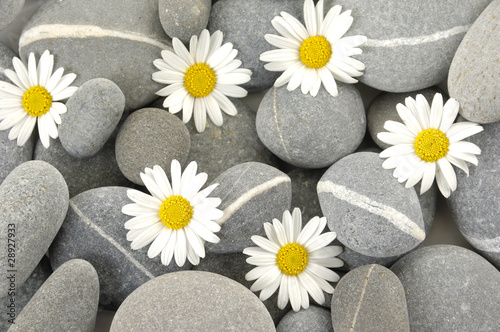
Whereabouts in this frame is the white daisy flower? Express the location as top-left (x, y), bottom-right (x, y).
top-left (152, 29), bottom-right (252, 133)
top-left (377, 93), bottom-right (484, 198)
top-left (243, 208), bottom-right (343, 312)
top-left (260, 0), bottom-right (367, 97)
top-left (122, 160), bottom-right (223, 267)
top-left (0, 50), bottom-right (77, 148)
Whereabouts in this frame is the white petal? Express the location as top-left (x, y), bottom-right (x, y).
top-left (184, 224), bottom-right (205, 258)
top-left (122, 203), bottom-right (158, 217)
top-left (304, 0), bottom-right (317, 36)
top-left (307, 262), bottom-right (339, 282)
top-left (4, 69), bottom-right (28, 90)
top-left (214, 84), bottom-right (248, 98)
top-left (161, 50), bottom-right (189, 71)
top-left (318, 67), bottom-right (338, 97)
top-left (320, 5), bottom-right (342, 36)
top-left (163, 88), bottom-right (188, 109)
top-left (288, 276), bottom-right (302, 311)
top-left (0, 81), bottom-right (24, 96)
top-left (243, 247), bottom-right (276, 260)
top-left (379, 144), bottom-right (414, 158)
top-left (37, 50), bottom-right (53, 87)
top-left (127, 189), bottom-right (162, 209)
top-left (174, 229), bottom-right (187, 266)
top-left (216, 72), bottom-right (251, 85)
top-left (42, 113), bottom-right (58, 139)
top-left (439, 97), bottom-right (460, 132)
top-left (204, 95), bottom-right (224, 126)
top-left (309, 245), bottom-right (342, 259)
top-left (124, 213), bottom-right (161, 230)
top-left (420, 162), bottom-right (436, 194)
top-left (449, 141), bottom-right (481, 155)
top-left (16, 116), bottom-right (36, 147)
top-left (304, 232), bottom-right (336, 252)
top-left (395, 103), bottom-right (422, 135)
top-left (260, 49), bottom-right (300, 63)
top-left (445, 154), bottom-right (469, 176)
top-left (172, 37), bottom-right (194, 66)
top-left (264, 222), bottom-right (280, 245)
top-left (264, 34), bottom-right (301, 49)
top-left (171, 159), bottom-right (182, 195)
top-left (45, 67), bottom-right (64, 93)
top-left (377, 132), bottom-right (414, 145)
top-left (211, 89), bottom-right (238, 116)
top-left (193, 97), bottom-right (207, 132)
top-left (52, 86), bottom-right (78, 101)
top-left (271, 16), bottom-right (302, 43)
top-left (140, 170), bottom-right (165, 201)
top-left (280, 12), bottom-right (309, 41)
top-left (405, 160), bottom-right (426, 188)
top-left (37, 116), bottom-right (50, 148)
top-left (436, 171), bottom-right (451, 198)
top-left (326, 62), bottom-right (358, 84)
top-left (189, 219), bottom-right (220, 243)
top-left (161, 230), bottom-right (176, 265)
top-left (383, 120), bottom-right (416, 138)
top-left (251, 235), bottom-right (280, 253)
top-left (259, 273), bottom-right (282, 301)
top-left (152, 165), bottom-right (174, 198)
top-left (447, 123), bottom-right (483, 143)
top-left (437, 158), bottom-right (457, 192)
top-left (207, 30), bottom-right (224, 59)
top-left (147, 227), bottom-right (172, 258)
top-left (274, 61), bottom-right (303, 87)
top-left (156, 83), bottom-right (184, 97)
top-left (195, 29), bottom-right (210, 63)
top-left (130, 223), bottom-right (163, 250)
top-left (300, 68), bottom-right (315, 95)
top-left (298, 270), bottom-right (325, 305)
top-left (27, 53), bottom-right (38, 86)
top-left (277, 275), bottom-right (290, 309)
top-left (12, 57), bottom-right (30, 89)
top-left (296, 216), bottom-right (320, 244)
top-left (182, 95), bottom-right (194, 123)
top-left (287, 65), bottom-right (307, 91)
top-left (428, 93), bottom-right (442, 129)
top-left (250, 266), bottom-right (281, 292)
top-left (282, 210), bottom-right (295, 244)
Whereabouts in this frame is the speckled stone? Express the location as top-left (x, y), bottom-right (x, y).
top-left (0, 42), bottom-right (16, 81)
top-left (159, 0), bottom-right (211, 43)
top-left (49, 187), bottom-right (189, 310)
top-left (0, 127), bottom-right (35, 185)
top-left (318, 152), bottom-right (425, 257)
top-left (257, 85), bottom-right (366, 168)
top-left (331, 264), bottom-right (410, 332)
top-left (391, 245), bottom-right (500, 332)
top-left (208, 0), bottom-right (303, 91)
top-left (277, 306), bottom-right (333, 332)
top-left (115, 108), bottom-right (190, 185)
top-left (59, 78), bottom-right (125, 158)
top-left (110, 271), bottom-right (275, 331)
top-left (18, 0), bottom-right (171, 110)
top-left (0, 0), bottom-right (24, 31)
top-left (288, 168), bottom-right (325, 223)
top-left (206, 162), bottom-right (292, 253)
top-left (8, 259), bottom-right (99, 332)
top-left (0, 161), bottom-right (68, 294)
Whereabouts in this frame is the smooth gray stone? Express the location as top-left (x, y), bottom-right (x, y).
top-left (0, 127), bottom-right (35, 185)
top-left (110, 271), bottom-right (275, 331)
top-left (208, 0), bottom-right (303, 91)
top-left (449, 0), bottom-right (500, 123)
top-left (18, 0), bottom-right (171, 110)
top-left (49, 187), bottom-right (190, 310)
top-left (318, 152), bottom-right (425, 257)
top-left (288, 168), bottom-right (325, 223)
top-left (337, 247), bottom-right (401, 272)
top-left (257, 85), bottom-right (366, 168)
top-left (159, 0), bottom-right (211, 43)
top-left (448, 119), bottom-right (500, 268)
top-left (59, 78), bottom-right (125, 158)
top-left (0, 42), bottom-right (16, 81)
top-left (0, 0), bottom-right (24, 31)
top-left (277, 306), bottom-right (333, 332)
top-left (0, 161), bottom-right (68, 294)
top-left (206, 162), bottom-right (292, 254)
top-left (331, 264), bottom-right (410, 332)
top-left (8, 259), bottom-right (99, 332)
top-left (391, 245), bottom-right (500, 332)
top-left (34, 137), bottom-right (132, 198)
top-left (115, 108), bottom-right (190, 185)
top-left (329, 0), bottom-right (492, 92)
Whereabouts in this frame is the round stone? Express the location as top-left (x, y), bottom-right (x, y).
top-left (277, 305), bottom-right (333, 332)
top-left (115, 108), bottom-right (190, 185)
top-left (59, 78), bottom-right (125, 158)
top-left (256, 84), bottom-right (365, 168)
top-left (0, 0), bottom-right (24, 31)
top-left (109, 271), bottom-right (275, 331)
top-left (159, 0), bottom-right (211, 43)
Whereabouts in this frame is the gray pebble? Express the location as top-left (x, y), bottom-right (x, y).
top-left (8, 259), bottom-right (99, 332)
top-left (110, 271), bottom-right (275, 331)
top-left (0, 42), bottom-right (16, 81)
top-left (115, 108), bottom-right (190, 185)
top-left (0, 127), bottom-right (35, 185)
top-left (277, 305), bottom-right (333, 332)
top-left (159, 0), bottom-right (211, 44)
top-left (59, 78), bottom-right (125, 158)
top-left (256, 85), bottom-right (365, 168)
top-left (288, 168), bottom-right (325, 223)
top-left (0, 0), bottom-right (24, 31)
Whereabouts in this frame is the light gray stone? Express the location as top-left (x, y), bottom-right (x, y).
top-left (59, 78), bottom-right (125, 158)
top-left (391, 245), bottom-right (500, 332)
top-left (49, 186), bottom-right (189, 310)
top-left (0, 161), bottom-right (68, 294)
top-left (288, 168), bottom-right (325, 223)
top-left (257, 85), bottom-right (365, 168)
top-left (0, 42), bottom-right (16, 81)
top-left (159, 0), bottom-right (211, 44)
top-left (8, 259), bottom-right (99, 332)
top-left (110, 271), bottom-right (275, 331)
top-left (331, 264), bottom-right (410, 332)
top-left (0, 127), bottom-right (35, 185)
top-left (277, 305), bottom-right (333, 332)
top-left (0, 0), bottom-right (24, 31)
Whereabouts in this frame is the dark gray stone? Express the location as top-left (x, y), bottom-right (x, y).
top-left (8, 259), bottom-right (99, 332)
top-left (257, 85), bottom-right (366, 168)
top-left (115, 108), bottom-right (190, 185)
top-left (59, 78), bottom-right (125, 158)
top-left (0, 0), bottom-right (24, 31)
top-left (208, 0), bottom-right (303, 91)
top-left (318, 152), bottom-right (425, 257)
top-left (391, 245), bottom-right (500, 332)
top-left (277, 305), bottom-right (333, 332)
top-left (0, 161), bottom-right (68, 294)
top-left (0, 42), bottom-right (16, 81)
top-left (288, 168), bottom-right (325, 223)
top-left (0, 127), bottom-right (35, 185)
top-left (110, 271), bottom-right (275, 331)
top-left (331, 264), bottom-right (410, 332)
top-left (159, 0), bottom-right (211, 44)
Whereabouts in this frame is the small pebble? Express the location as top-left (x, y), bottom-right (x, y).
top-left (277, 305), bottom-right (333, 332)
top-left (159, 0), bottom-right (211, 43)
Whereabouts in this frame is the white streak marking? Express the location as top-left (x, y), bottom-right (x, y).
top-left (350, 264), bottom-right (375, 332)
top-left (69, 201), bottom-right (155, 279)
top-left (462, 233), bottom-right (500, 253)
top-left (272, 87), bottom-right (292, 163)
top-left (365, 25), bottom-right (471, 48)
top-left (317, 181), bottom-right (425, 241)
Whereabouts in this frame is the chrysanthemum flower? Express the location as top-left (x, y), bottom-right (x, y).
top-left (260, 0), bottom-right (367, 97)
top-left (243, 208), bottom-right (343, 312)
top-left (152, 29), bottom-right (252, 132)
top-left (377, 93), bottom-right (484, 198)
top-left (0, 50), bottom-right (77, 148)
top-left (122, 160), bottom-right (223, 266)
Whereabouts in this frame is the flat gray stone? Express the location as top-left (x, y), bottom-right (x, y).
top-left (277, 305), bottom-right (333, 332)
top-left (115, 108), bottom-right (190, 185)
top-left (0, 0), bottom-right (24, 31)
top-left (0, 161), bottom-right (68, 294)
top-left (159, 0), bottom-right (211, 43)
top-left (257, 85), bottom-right (365, 168)
top-left (288, 168), bottom-right (325, 223)
top-left (318, 152), bottom-right (425, 257)
top-left (0, 127), bottom-right (35, 185)
top-left (331, 264), bottom-right (410, 332)
top-left (0, 42), bottom-right (16, 81)
top-left (19, 0), bottom-right (172, 110)
top-left (49, 186), bottom-right (190, 310)
top-left (59, 78), bottom-right (125, 158)
top-left (110, 271), bottom-right (275, 331)
top-left (391, 245), bottom-right (500, 332)
top-left (8, 259), bottom-right (99, 332)
top-left (449, 0), bottom-right (500, 123)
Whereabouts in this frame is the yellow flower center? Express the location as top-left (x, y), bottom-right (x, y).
top-left (299, 36), bottom-right (332, 69)
top-left (276, 243), bottom-right (309, 276)
top-left (184, 63), bottom-right (217, 98)
top-left (414, 128), bottom-right (449, 162)
top-left (22, 86), bottom-right (52, 117)
top-left (158, 195), bottom-right (193, 230)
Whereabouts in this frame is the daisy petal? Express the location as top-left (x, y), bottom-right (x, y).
top-left (428, 93), bottom-right (443, 129)
top-left (420, 162), bottom-right (436, 195)
top-left (437, 158), bottom-right (457, 192)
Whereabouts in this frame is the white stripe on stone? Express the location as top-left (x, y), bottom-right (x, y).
top-left (365, 24), bottom-right (471, 48)
top-left (462, 233), bottom-right (500, 253)
top-left (70, 201), bottom-right (155, 279)
top-left (350, 264), bottom-right (375, 332)
top-left (317, 181), bottom-right (425, 241)
top-left (216, 175), bottom-right (291, 225)
top-left (19, 24), bottom-right (172, 50)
